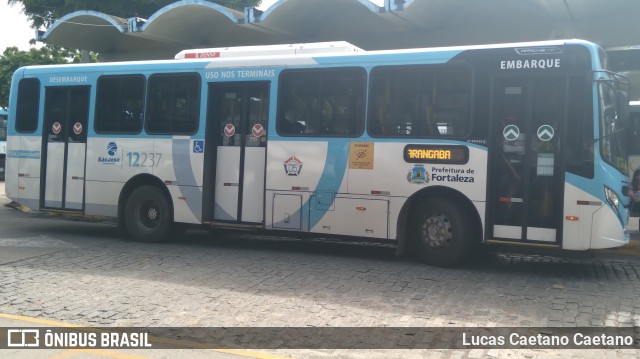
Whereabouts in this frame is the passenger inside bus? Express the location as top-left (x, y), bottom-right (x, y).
top-left (280, 110), bottom-right (305, 134)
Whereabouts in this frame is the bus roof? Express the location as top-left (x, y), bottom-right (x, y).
top-left (18, 38), bottom-right (599, 73)
top-left (174, 41), bottom-right (363, 60)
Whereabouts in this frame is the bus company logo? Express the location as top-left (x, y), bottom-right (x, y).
top-left (515, 47), bottom-right (563, 56)
top-left (107, 142), bottom-right (118, 156)
top-left (284, 156), bottom-right (303, 176)
top-left (407, 165), bottom-right (429, 184)
top-left (98, 142), bottom-right (121, 164)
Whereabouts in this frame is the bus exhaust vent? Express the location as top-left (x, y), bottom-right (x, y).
top-left (174, 41), bottom-right (364, 60)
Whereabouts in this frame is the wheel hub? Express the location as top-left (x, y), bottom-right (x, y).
top-left (421, 214), bottom-right (452, 248)
top-left (139, 200), bottom-right (161, 229)
top-left (147, 207), bottom-right (158, 220)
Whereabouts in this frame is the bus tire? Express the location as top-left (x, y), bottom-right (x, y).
top-left (123, 185), bottom-right (172, 242)
top-left (410, 198), bottom-right (472, 267)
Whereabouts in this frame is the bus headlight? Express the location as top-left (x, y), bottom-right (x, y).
top-left (605, 186), bottom-right (620, 209)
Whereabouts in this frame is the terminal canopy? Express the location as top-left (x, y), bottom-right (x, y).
top-left (38, 0), bottom-right (640, 61)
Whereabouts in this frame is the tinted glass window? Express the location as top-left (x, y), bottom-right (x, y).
top-left (565, 76), bottom-right (594, 178)
top-left (146, 73), bottom-right (200, 134)
top-left (599, 81), bottom-right (627, 174)
top-left (368, 66), bottom-right (471, 138)
top-left (0, 115), bottom-right (7, 141)
top-left (15, 78), bottom-right (41, 133)
top-left (277, 68), bottom-right (365, 137)
top-left (95, 75), bottom-right (145, 134)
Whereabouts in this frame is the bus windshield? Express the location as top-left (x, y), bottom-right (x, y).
top-left (599, 81), bottom-right (628, 174)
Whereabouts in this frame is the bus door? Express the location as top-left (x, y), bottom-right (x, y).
top-left (206, 82), bottom-right (269, 223)
top-left (41, 86), bottom-right (90, 211)
top-left (487, 76), bottom-right (564, 244)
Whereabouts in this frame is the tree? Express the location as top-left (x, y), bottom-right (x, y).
top-left (0, 45), bottom-right (97, 108)
top-left (8, 0), bottom-right (262, 28)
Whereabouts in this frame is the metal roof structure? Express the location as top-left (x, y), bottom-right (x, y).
top-left (38, 0), bottom-right (640, 62)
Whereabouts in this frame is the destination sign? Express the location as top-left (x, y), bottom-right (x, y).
top-left (403, 144), bottom-right (469, 164)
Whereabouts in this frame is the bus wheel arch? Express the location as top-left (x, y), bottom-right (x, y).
top-left (118, 174), bottom-right (175, 242)
top-left (396, 186), bottom-right (482, 267)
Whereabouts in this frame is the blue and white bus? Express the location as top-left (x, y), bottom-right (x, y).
top-left (0, 107), bottom-right (7, 181)
top-left (5, 40), bottom-right (631, 267)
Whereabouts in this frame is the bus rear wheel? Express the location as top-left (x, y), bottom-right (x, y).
top-left (124, 185), bottom-right (172, 242)
top-left (410, 198), bottom-right (472, 267)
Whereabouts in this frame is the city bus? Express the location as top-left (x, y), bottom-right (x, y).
top-left (5, 39), bottom-right (631, 267)
top-left (0, 108), bottom-right (7, 181)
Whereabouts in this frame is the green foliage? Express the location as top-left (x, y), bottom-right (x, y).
top-left (8, 0), bottom-right (262, 28)
top-left (0, 44), bottom-right (97, 108)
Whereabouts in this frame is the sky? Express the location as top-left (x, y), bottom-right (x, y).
top-left (0, 2), bottom-right (39, 51)
top-left (0, 0), bottom-right (384, 52)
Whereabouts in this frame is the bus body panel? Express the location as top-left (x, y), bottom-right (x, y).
top-left (5, 135), bottom-right (20, 200)
top-left (347, 142), bottom-right (487, 199)
top-left (591, 204), bottom-right (628, 249)
top-left (563, 181), bottom-right (600, 250)
top-left (156, 138), bottom-right (203, 224)
top-left (17, 135), bottom-right (42, 210)
top-left (265, 140), bottom-right (336, 231)
top-left (313, 197), bottom-right (389, 238)
top-left (84, 181), bottom-right (121, 217)
top-left (87, 138), bottom-right (151, 182)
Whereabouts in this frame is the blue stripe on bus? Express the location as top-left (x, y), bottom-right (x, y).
top-left (308, 139), bottom-right (349, 229)
top-left (172, 138), bottom-right (203, 222)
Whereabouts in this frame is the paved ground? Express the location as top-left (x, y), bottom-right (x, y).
top-left (0, 181), bottom-right (639, 358)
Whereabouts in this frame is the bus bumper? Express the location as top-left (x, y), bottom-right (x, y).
top-left (590, 204), bottom-right (629, 249)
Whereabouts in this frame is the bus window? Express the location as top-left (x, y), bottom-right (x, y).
top-left (628, 102), bottom-right (640, 154)
top-left (599, 81), bottom-right (627, 173)
top-left (368, 66), bottom-right (471, 138)
top-left (15, 78), bottom-right (40, 133)
top-left (565, 76), bottom-right (594, 178)
top-left (0, 113), bottom-right (6, 141)
top-left (146, 73), bottom-right (200, 135)
top-left (277, 68), bottom-right (365, 137)
top-left (95, 75), bottom-right (145, 134)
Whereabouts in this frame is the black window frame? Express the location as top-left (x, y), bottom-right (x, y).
top-left (367, 64), bottom-right (473, 139)
top-left (564, 75), bottom-right (595, 179)
top-left (94, 74), bottom-right (146, 135)
top-left (15, 78), bottom-right (41, 133)
top-left (276, 67), bottom-right (366, 138)
top-left (145, 72), bottom-right (201, 135)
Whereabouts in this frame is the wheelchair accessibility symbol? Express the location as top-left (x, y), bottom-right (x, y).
top-left (193, 140), bottom-right (204, 153)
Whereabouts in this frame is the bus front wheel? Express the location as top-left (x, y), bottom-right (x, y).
top-left (124, 185), bottom-right (172, 242)
top-left (410, 198), bottom-right (472, 267)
